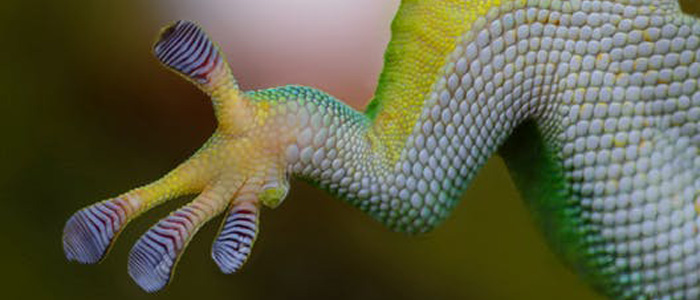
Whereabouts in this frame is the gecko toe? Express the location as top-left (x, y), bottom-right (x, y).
top-left (63, 198), bottom-right (130, 264)
top-left (212, 202), bottom-right (259, 274)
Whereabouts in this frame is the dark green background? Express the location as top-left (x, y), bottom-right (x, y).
top-left (2, 1), bottom-right (699, 299)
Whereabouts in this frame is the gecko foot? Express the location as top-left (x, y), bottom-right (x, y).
top-left (63, 20), bottom-right (292, 292)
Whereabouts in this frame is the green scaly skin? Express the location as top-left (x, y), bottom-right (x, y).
top-left (63, 1), bottom-right (700, 298)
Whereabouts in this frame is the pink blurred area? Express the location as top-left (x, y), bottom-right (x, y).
top-left (158, 0), bottom-right (400, 109)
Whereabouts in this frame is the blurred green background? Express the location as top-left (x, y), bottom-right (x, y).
top-left (2, 1), bottom-right (699, 299)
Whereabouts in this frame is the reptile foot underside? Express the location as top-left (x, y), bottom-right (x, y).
top-left (64, 1), bottom-right (700, 299)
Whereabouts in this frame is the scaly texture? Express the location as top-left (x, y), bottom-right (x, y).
top-left (63, 1), bottom-right (700, 299)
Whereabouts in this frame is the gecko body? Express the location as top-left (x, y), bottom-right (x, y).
top-left (64, 1), bottom-right (700, 299)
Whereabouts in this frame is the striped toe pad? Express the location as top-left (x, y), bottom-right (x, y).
top-left (63, 197), bottom-right (132, 264)
top-left (153, 20), bottom-right (223, 85)
top-left (212, 202), bottom-right (259, 274)
top-left (128, 205), bottom-right (206, 293)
